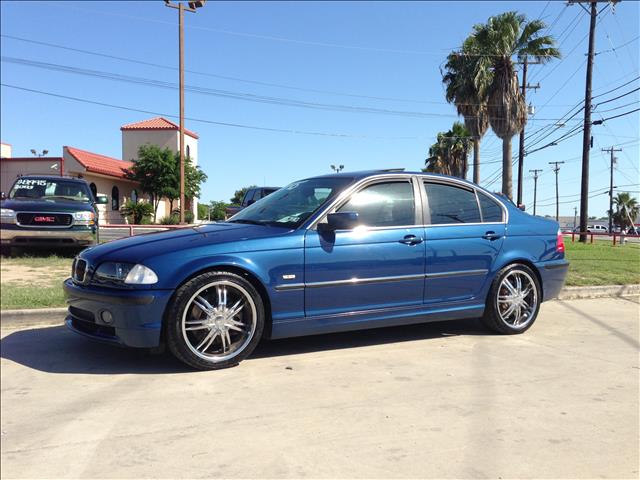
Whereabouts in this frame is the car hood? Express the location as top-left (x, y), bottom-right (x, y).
top-left (1, 198), bottom-right (93, 212)
top-left (81, 222), bottom-right (293, 264)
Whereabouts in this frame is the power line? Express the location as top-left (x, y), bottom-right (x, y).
top-left (0, 83), bottom-right (426, 140)
top-left (0, 34), bottom-right (448, 105)
top-left (0, 55), bottom-right (581, 121)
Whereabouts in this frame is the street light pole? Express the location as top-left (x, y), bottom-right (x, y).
top-left (165, 0), bottom-right (205, 224)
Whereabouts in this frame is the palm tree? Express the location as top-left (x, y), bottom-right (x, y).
top-left (424, 122), bottom-right (472, 178)
top-left (470, 12), bottom-right (560, 199)
top-left (612, 192), bottom-right (639, 231)
top-left (442, 37), bottom-right (490, 184)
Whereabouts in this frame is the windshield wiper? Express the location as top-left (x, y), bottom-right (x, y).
top-left (227, 219), bottom-right (265, 225)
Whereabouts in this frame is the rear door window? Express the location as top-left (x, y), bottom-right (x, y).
top-left (424, 182), bottom-right (481, 224)
top-left (477, 192), bottom-right (504, 223)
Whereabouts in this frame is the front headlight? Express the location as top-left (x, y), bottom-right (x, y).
top-left (94, 262), bottom-right (158, 285)
top-left (124, 264), bottom-right (158, 284)
top-left (1, 208), bottom-right (16, 224)
top-left (74, 211), bottom-right (95, 225)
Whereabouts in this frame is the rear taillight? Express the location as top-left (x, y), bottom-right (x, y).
top-left (557, 229), bottom-right (565, 253)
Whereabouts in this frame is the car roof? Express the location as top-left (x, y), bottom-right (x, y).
top-left (310, 169), bottom-right (493, 191)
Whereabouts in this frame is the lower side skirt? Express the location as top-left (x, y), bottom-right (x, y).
top-left (270, 303), bottom-right (485, 339)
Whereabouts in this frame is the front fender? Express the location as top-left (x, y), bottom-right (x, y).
top-left (145, 246), bottom-right (306, 323)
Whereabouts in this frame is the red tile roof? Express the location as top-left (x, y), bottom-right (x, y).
top-left (120, 117), bottom-right (199, 139)
top-left (65, 146), bottom-right (133, 179)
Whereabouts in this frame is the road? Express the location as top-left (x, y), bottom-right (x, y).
top-left (1, 297), bottom-right (638, 479)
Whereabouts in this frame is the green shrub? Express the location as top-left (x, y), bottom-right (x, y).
top-left (159, 215), bottom-right (180, 225)
top-left (120, 200), bottom-right (154, 224)
top-left (170, 209), bottom-right (195, 224)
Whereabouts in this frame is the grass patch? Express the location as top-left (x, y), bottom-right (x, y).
top-left (564, 240), bottom-right (640, 286)
top-left (1, 253), bottom-right (72, 310)
top-left (1, 283), bottom-right (66, 310)
top-left (0, 253), bottom-right (74, 270)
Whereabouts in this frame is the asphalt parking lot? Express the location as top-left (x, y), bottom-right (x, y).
top-left (1, 297), bottom-right (638, 479)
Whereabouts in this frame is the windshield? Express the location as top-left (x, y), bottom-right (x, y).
top-left (230, 177), bottom-right (354, 228)
top-left (9, 178), bottom-right (92, 202)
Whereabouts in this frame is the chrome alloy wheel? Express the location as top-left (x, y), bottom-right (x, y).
top-left (181, 280), bottom-right (257, 362)
top-left (496, 270), bottom-right (538, 329)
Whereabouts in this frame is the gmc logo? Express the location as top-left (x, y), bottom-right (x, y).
top-left (34, 216), bottom-right (56, 223)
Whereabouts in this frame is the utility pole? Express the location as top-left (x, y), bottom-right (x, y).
top-left (602, 146), bottom-right (622, 232)
top-left (549, 161), bottom-right (565, 222)
top-left (573, 206), bottom-right (578, 230)
top-left (569, 0), bottom-right (605, 242)
top-left (529, 168), bottom-right (543, 216)
top-left (516, 57), bottom-right (541, 207)
top-left (165, 0), bottom-right (206, 224)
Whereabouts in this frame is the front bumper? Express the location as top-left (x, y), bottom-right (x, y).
top-left (63, 278), bottom-right (174, 348)
top-left (1, 226), bottom-right (96, 247)
top-left (536, 259), bottom-right (570, 301)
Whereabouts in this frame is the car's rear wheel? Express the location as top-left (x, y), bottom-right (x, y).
top-left (482, 264), bottom-right (541, 334)
top-left (166, 271), bottom-right (264, 370)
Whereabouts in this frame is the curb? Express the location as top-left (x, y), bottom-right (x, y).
top-left (556, 284), bottom-right (640, 300)
top-left (1, 285), bottom-right (638, 330)
top-left (1, 307), bottom-right (67, 329)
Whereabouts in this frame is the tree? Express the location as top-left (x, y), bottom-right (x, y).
top-left (198, 200), bottom-right (227, 221)
top-left (469, 12), bottom-right (560, 198)
top-left (424, 122), bottom-right (472, 178)
top-left (127, 145), bottom-right (175, 222)
top-left (127, 145), bottom-right (208, 222)
top-left (612, 192), bottom-right (639, 231)
top-left (442, 36), bottom-right (490, 184)
top-left (230, 185), bottom-right (257, 205)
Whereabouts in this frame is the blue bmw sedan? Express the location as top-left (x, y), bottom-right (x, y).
top-left (64, 170), bottom-right (569, 370)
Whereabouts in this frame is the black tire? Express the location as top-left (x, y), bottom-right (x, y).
top-left (482, 263), bottom-right (541, 335)
top-left (165, 270), bottom-right (265, 370)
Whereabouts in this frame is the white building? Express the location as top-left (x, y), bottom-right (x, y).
top-left (1, 117), bottom-right (200, 224)
top-left (0, 142), bottom-right (12, 159)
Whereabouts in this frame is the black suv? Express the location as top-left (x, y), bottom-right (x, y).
top-left (1, 175), bottom-right (107, 252)
top-left (225, 186), bottom-right (280, 219)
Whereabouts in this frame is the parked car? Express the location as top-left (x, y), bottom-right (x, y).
top-left (573, 224), bottom-right (608, 234)
top-left (64, 170), bottom-right (569, 370)
top-left (1, 175), bottom-right (107, 253)
top-left (224, 187), bottom-right (280, 218)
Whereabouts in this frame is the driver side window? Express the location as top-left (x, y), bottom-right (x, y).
top-left (337, 181), bottom-right (415, 227)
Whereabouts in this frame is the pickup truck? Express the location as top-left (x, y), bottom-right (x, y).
top-left (0, 175), bottom-right (107, 253)
top-left (225, 186), bottom-right (280, 219)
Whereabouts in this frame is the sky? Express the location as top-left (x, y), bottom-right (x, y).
top-left (1, 0), bottom-right (638, 218)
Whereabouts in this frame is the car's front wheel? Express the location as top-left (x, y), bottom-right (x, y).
top-left (482, 264), bottom-right (541, 335)
top-left (166, 271), bottom-right (264, 370)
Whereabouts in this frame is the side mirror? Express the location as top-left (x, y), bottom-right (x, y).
top-left (318, 211), bottom-right (359, 232)
top-left (96, 195), bottom-right (108, 205)
top-left (517, 203), bottom-right (526, 211)
top-left (0, 192), bottom-right (6, 201)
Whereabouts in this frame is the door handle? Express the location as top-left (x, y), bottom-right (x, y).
top-left (482, 231), bottom-right (502, 241)
top-left (400, 235), bottom-right (423, 246)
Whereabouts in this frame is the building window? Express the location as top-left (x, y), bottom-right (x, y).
top-left (111, 186), bottom-right (120, 211)
top-left (89, 182), bottom-right (98, 200)
top-left (131, 189), bottom-right (138, 203)
top-left (186, 145), bottom-right (191, 159)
